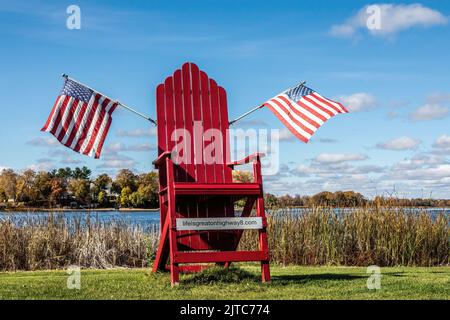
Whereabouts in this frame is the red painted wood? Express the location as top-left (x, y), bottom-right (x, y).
top-left (190, 63), bottom-right (205, 182)
top-left (209, 78), bottom-right (224, 184)
top-left (254, 158), bottom-right (271, 283)
top-left (200, 71), bottom-right (215, 183)
top-left (174, 251), bottom-right (268, 264)
top-left (181, 63), bottom-right (200, 249)
top-left (174, 183), bottom-right (261, 196)
top-left (166, 156), bottom-right (179, 285)
top-left (199, 70), bottom-right (216, 246)
top-left (156, 84), bottom-right (168, 233)
top-left (227, 153), bottom-right (265, 167)
top-left (190, 64), bottom-right (209, 250)
top-left (172, 69), bottom-right (192, 250)
top-left (178, 265), bottom-right (210, 273)
top-left (218, 86), bottom-right (233, 182)
top-left (152, 63), bottom-right (270, 284)
top-left (152, 211), bottom-right (170, 272)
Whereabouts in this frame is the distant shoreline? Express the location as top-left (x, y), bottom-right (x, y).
top-left (1, 206), bottom-right (450, 213)
top-left (0, 207), bottom-right (160, 213)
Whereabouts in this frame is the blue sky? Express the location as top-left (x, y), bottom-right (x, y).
top-left (1, 0), bottom-right (449, 198)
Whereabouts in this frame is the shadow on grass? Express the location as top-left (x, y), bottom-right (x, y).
top-left (272, 273), bottom-right (366, 285)
top-left (183, 267), bottom-right (366, 285)
top-left (184, 266), bottom-right (259, 285)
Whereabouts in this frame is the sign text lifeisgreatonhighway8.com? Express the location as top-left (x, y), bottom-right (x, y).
top-left (176, 217), bottom-right (263, 231)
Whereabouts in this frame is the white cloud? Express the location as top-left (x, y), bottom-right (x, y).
top-left (393, 154), bottom-right (447, 170)
top-left (331, 4), bottom-right (448, 38)
top-left (432, 134), bottom-right (450, 154)
top-left (336, 93), bottom-right (376, 112)
top-left (26, 136), bottom-right (60, 147)
top-left (314, 153), bottom-right (368, 164)
top-left (104, 142), bottom-right (155, 155)
top-left (409, 103), bottom-right (449, 121)
top-left (97, 154), bottom-right (136, 169)
top-left (389, 164), bottom-right (450, 181)
top-left (294, 162), bottom-right (383, 177)
top-left (278, 128), bottom-right (297, 142)
top-left (427, 93), bottom-right (450, 104)
top-left (27, 161), bottom-right (55, 172)
top-left (60, 156), bottom-right (83, 165)
top-left (376, 136), bottom-right (421, 150)
top-left (433, 134), bottom-right (450, 149)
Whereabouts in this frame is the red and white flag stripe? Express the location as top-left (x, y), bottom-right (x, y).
top-left (264, 85), bottom-right (348, 143)
top-left (41, 79), bottom-right (118, 158)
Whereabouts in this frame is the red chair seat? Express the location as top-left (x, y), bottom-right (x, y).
top-left (173, 182), bottom-right (262, 196)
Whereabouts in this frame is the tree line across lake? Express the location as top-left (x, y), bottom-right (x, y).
top-left (1, 167), bottom-right (449, 209)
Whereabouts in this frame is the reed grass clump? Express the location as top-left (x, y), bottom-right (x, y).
top-left (240, 207), bottom-right (449, 266)
top-left (0, 207), bottom-right (448, 271)
top-left (0, 213), bottom-right (159, 271)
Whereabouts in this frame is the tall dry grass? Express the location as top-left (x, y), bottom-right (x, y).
top-left (0, 207), bottom-right (448, 271)
top-left (241, 207), bottom-right (449, 266)
top-left (0, 214), bottom-right (159, 271)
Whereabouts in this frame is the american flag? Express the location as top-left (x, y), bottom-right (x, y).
top-left (264, 83), bottom-right (349, 143)
top-left (41, 79), bottom-right (118, 158)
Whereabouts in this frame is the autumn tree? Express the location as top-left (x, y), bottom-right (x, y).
top-left (232, 170), bottom-right (253, 183)
top-left (34, 171), bottom-right (52, 205)
top-left (0, 169), bottom-right (18, 202)
top-left (135, 172), bottom-right (159, 207)
top-left (120, 186), bottom-right (132, 207)
top-left (69, 179), bottom-right (90, 204)
top-left (113, 169), bottom-right (137, 193)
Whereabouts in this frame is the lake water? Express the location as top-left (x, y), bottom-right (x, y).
top-left (0, 207), bottom-right (448, 230)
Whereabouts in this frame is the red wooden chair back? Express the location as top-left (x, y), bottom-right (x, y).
top-left (155, 62), bottom-right (237, 251)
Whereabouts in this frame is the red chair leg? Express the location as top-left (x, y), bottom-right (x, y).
top-left (169, 222), bottom-right (180, 286)
top-left (152, 213), bottom-right (170, 272)
top-left (261, 261), bottom-right (271, 283)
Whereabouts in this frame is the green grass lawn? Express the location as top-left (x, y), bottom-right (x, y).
top-left (0, 265), bottom-right (448, 300)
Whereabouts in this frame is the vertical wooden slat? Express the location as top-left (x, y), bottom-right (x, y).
top-left (163, 77), bottom-right (176, 180)
top-left (182, 62), bottom-right (204, 250)
top-left (200, 71), bottom-right (215, 183)
top-left (207, 78), bottom-right (223, 245)
top-left (218, 86), bottom-right (233, 183)
top-left (181, 63), bottom-right (196, 182)
top-left (209, 79), bottom-right (223, 183)
top-left (156, 84), bottom-right (167, 232)
top-left (189, 63), bottom-right (210, 250)
top-left (199, 70), bottom-right (213, 247)
top-left (190, 63), bottom-right (206, 183)
top-left (172, 69), bottom-right (191, 249)
top-left (219, 87), bottom-right (238, 240)
top-left (172, 70), bottom-right (187, 183)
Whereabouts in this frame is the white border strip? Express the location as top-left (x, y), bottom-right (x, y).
top-left (176, 217), bottom-right (263, 230)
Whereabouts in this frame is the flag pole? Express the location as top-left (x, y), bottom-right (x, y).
top-left (229, 105), bottom-right (264, 126)
top-left (61, 74), bottom-right (157, 126)
top-left (228, 81), bottom-right (306, 126)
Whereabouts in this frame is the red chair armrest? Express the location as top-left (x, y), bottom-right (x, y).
top-left (227, 153), bottom-right (264, 167)
top-left (153, 151), bottom-right (172, 167)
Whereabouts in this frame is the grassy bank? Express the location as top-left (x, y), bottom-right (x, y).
top-left (0, 265), bottom-right (448, 299)
top-left (0, 207), bottom-right (448, 271)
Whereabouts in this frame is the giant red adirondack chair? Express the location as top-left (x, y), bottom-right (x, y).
top-left (152, 62), bottom-right (270, 285)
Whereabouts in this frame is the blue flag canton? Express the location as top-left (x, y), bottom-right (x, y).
top-left (284, 84), bottom-right (314, 102)
top-left (60, 79), bottom-right (93, 102)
